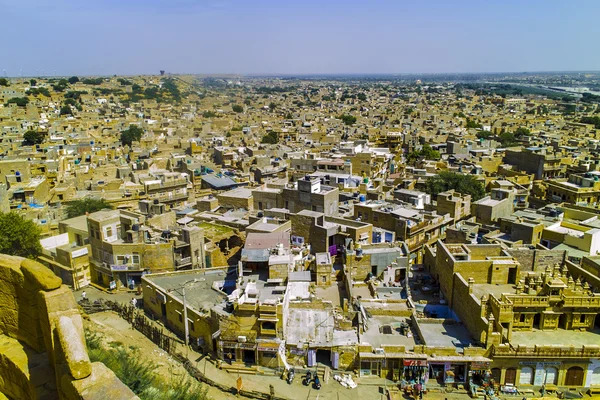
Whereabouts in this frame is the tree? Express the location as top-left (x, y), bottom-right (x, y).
top-left (514, 127), bottom-right (531, 138)
top-left (232, 104), bottom-right (243, 113)
top-left (476, 131), bottom-right (492, 140)
top-left (261, 132), bottom-right (279, 144)
top-left (202, 111), bottom-right (216, 118)
top-left (5, 97), bottom-right (29, 107)
top-left (425, 172), bottom-right (486, 201)
top-left (466, 118), bottom-right (482, 129)
top-left (339, 114), bottom-right (357, 125)
top-left (60, 105), bottom-right (72, 115)
top-left (0, 78), bottom-right (8, 86)
top-left (0, 212), bottom-right (43, 259)
top-left (581, 116), bottom-right (600, 129)
top-left (66, 198), bottom-right (113, 218)
top-left (407, 144), bottom-right (441, 164)
top-left (268, 102), bottom-right (276, 111)
top-left (499, 132), bottom-right (518, 147)
top-left (29, 79), bottom-right (37, 86)
top-left (357, 93), bottom-right (367, 101)
top-left (244, 99), bottom-right (251, 105)
top-left (23, 130), bottom-right (44, 146)
top-left (120, 125), bottom-right (144, 146)
top-left (68, 76), bottom-right (79, 84)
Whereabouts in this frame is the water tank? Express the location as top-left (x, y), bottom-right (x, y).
top-left (132, 224), bottom-right (140, 232)
top-left (257, 211), bottom-right (264, 218)
top-left (15, 171), bottom-right (20, 176)
top-left (359, 194), bottom-right (366, 203)
top-left (153, 199), bottom-right (159, 204)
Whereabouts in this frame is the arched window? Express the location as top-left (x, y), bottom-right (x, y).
top-left (591, 367), bottom-right (600, 386)
top-left (505, 368), bottom-right (517, 385)
top-left (491, 368), bottom-right (501, 383)
top-left (519, 366), bottom-right (534, 385)
top-left (545, 367), bottom-right (558, 385)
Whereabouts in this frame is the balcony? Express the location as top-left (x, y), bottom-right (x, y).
top-left (175, 256), bottom-right (192, 267)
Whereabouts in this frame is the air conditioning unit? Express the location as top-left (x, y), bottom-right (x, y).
top-left (374, 348), bottom-right (385, 355)
top-left (237, 336), bottom-right (247, 343)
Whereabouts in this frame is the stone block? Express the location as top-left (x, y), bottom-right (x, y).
top-left (61, 362), bottom-right (139, 400)
top-left (20, 258), bottom-right (62, 291)
top-left (56, 316), bottom-right (92, 380)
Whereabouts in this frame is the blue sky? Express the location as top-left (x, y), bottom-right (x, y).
top-left (1, 0), bottom-right (599, 76)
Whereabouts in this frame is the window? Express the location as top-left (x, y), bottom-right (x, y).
top-left (132, 253), bottom-right (140, 264)
top-left (545, 367), bottom-right (558, 385)
top-left (178, 313), bottom-right (183, 323)
top-left (322, 276), bottom-right (327, 283)
top-left (189, 321), bottom-right (195, 332)
top-left (580, 314), bottom-right (586, 324)
top-left (520, 314), bottom-right (526, 323)
top-left (519, 366), bottom-right (534, 385)
top-left (106, 227), bottom-right (113, 237)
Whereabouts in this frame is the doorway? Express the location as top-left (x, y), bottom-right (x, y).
top-left (565, 366), bottom-right (584, 386)
top-left (316, 349), bottom-right (331, 366)
top-left (533, 313), bottom-right (541, 329)
top-left (505, 368), bottom-right (517, 385)
top-left (508, 267), bottom-right (517, 284)
top-left (243, 349), bottom-right (256, 365)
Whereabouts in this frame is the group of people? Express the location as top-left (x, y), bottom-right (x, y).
top-left (80, 290), bottom-right (138, 308)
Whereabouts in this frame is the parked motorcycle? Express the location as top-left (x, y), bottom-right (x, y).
top-left (313, 375), bottom-right (321, 390)
top-left (302, 371), bottom-right (312, 386)
top-left (286, 368), bottom-right (295, 384)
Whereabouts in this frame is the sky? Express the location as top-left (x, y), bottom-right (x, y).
top-left (1, 0), bottom-right (599, 76)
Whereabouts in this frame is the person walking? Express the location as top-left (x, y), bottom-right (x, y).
top-left (81, 291), bottom-right (87, 301)
top-left (131, 297), bottom-right (137, 308)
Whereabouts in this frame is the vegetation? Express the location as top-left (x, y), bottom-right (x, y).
top-left (0, 78), bottom-right (9, 86)
top-left (232, 104), bottom-right (243, 113)
top-left (68, 76), bottom-right (79, 84)
top-left (23, 130), bottom-right (45, 146)
top-left (85, 330), bottom-right (207, 400)
top-left (0, 212), bottom-right (43, 259)
top-left (27, 87), bottom-right (51, 97)
top-left (202, 111), bottom-right (216, 118)
top-left (581, 116), bottom-right (600, 129)
top-left (82, 77), bottom-right (104, 85)
top-left (120, 125), bottom-right (144, 146)
top-left (407, 144), bottom-right (441, 164)
top-left (52, 79), bottom-right (69, 92)
top-left (5, 97), bottom-right (29, 107)
top-left (66, 198), bottom-right (113, 218)
top-left (60, 105), bottom-right (73, 115)
top-left (339, 114), bottom-right (357, 125)
top-left (476, 131), bottom-right (492, 140)
top-left (425, 171), bottom-right (486, 201)
top-left (261, 131), bottom-right (279, 144)
top-left (465, 118), bottom-right (482, 129)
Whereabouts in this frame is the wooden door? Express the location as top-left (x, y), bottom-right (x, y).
top-left (505, 368), bottom-right (517, 385)
top-left (565, 366), bottom-right (584, 386)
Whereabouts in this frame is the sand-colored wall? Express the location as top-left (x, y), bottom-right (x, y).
top-left (0, 254), bottom-right (138, 400)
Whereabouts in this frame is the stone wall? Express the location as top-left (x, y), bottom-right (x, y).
top-left (0, 254), bottom-right (137, 400)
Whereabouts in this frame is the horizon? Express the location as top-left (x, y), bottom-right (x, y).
top-left (2, 0), bottom-right (600, 76)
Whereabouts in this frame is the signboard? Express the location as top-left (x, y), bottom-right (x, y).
top-left (257, 344), bottom-right (279, 352)
top-left (71, 247), bottom-right (88, 258)
top-left (111, 264), bottom-right (128, 271)
top-left (290, 348), bottom-right (305, 355)
top-left (471, 361), bottom-right (491, 370)
top-left (220, 341), bottom-right (238, 349)
top-left (404, 359), bottom-right (428, 367)
top-left (238, 342), bottom-right (256, 350)
top-left (109, 280), bottom-right (117, 290)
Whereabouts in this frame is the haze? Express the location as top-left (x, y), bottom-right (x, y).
top-left (2, 0), bottom-right (599, 76)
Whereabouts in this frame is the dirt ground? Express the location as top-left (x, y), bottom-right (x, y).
top-left (84, 311), bottom-right (240, 400)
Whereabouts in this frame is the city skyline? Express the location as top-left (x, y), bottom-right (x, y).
top-left (2, 0), bottom-right (599, 76)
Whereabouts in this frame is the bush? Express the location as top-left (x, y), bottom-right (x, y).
top-left (5, 97), bottom-right (29, 107)
top-left (232, 104), bottom-right (243, 113)
top-left (261, 131), bottom-right (279, 144)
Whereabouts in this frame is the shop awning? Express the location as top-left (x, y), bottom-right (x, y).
top-left (427, 356), bottom-right (491, 363)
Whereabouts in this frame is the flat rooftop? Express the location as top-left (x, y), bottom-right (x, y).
top-left (416, 320), bottom-right (475, 350)
top-left (471, 283), bottom-right (516, 301)
top-left (144, 270), bottom-right (227, 312)
top-left (361, 316), bottom-right (417, 349)
top-left (510, 328), bottom-right (600, 347)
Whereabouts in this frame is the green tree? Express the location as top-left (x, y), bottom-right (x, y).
top-left (466, 118), bottom-right (482, 129)
top-left (581, 116), bottom-right (600, 129)
top-left (425, 172), bottom-right (486, 201)
top-left (357, 93), bottom-right (367, 101)
top-left (202, 111), bottom-right (216, 118)
top-left (339, 114), bottom-right (357, 125)
top-left (0, 78), bottom-right (8, 86)
top-left (0, 212), bottom-right (43, 258)
top-left (476, 131), bottom-right (492, 140)
top-left (5, 97), bottom-right (29, 107)
top-left (514, 127), bottom-right (531, 138)
top-left (66, 198), bottom-right (113, 218)
top-left (29, 79), bottom-right (37, 86)
top-left (23, 130), bottom-right (45, 146)
top-left (68, 76), bottom-right (79, 84)
top-left (244, 99), bottom-right (251, 105)
top-left (232, 104), bottom-right (243, 113)
top-left (499, 132), bottom-right (518, 147)
top-left (407, 144), bottom-right (441, 164)
top-left (60, 105), bottom-right (72, 115)
top-left (268, 102), bottom-right (277, 111)
top-left (120, 125), bottom-right (144, 146)
top-left (261, 131), bottom-right (279, 144)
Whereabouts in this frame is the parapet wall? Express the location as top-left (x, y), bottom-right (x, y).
top-left (0, 254), bottom-right (138, 400)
